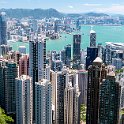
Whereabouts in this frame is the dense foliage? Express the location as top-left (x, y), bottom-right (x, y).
top-left (0, 107), bottom-right (14, 124)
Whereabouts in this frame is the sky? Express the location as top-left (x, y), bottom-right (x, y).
top-left (0, 0), bottom-right (124, 14)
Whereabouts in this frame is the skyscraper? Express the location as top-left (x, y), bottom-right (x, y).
top-left (64, 82), bottom-right (80, 124)
top-left (78, 70), bottom-right (88, 105)
top-left (86, 57), bottom-right (107, 124)
top-left (99, 72), bottom-right (120, 124)
top-left (65, 44), bottom-right (71, 67)
top-left (86, 29), bottom-right (98, 70)
top-left (86, 47), bottom-right (98, 70)
top-left (35, 79), bottom-right (52, 124)
top-left (55, 71), bottom-right (67, 124)
top-left (90, 29), bottom-right (96, 47)
top-left (0, 12), bottom-right (7, 45)
top-left (15, 75), bottom-right (33, 124)
top-left (29, 37), bottom-right (46, 121)
top-left (19, 55), bottom-right (29, 76)
top-left (0, 59), bottom-right (18, 124)
top-left (73, 34), bottom-right (81, 63)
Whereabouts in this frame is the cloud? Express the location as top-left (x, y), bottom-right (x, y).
top-left (83, 3), bottom-right (102, 7)
top-left (112, 4), bottom-right (121, 6)
top-left (68, 5), bottom-right (74, 9)
top-left (95, 5), bottom-right (124, 14)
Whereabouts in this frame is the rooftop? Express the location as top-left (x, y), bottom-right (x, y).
top-left (93, 57), bottom-right (103, 63)
top-left (90, 30), bottom-right (96, 34)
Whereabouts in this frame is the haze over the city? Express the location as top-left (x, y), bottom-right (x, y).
top-left (0, 0), bottom-right (124, 14)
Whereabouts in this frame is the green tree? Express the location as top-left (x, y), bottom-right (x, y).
top-left (80, 104), bottom-right (86, 122)
top-left (0, 107), bottom-right (14, 124)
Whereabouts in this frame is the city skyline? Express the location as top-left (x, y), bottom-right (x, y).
top-left (0, 0), bottom-right (124, 14)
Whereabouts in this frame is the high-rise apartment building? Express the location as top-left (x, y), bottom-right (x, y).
top-left (0, 12), bottom-right (7, 45)
top-left (86, 57), bottom-right (107, 124)
top-left (56, 71), bottom-right (67, 124)
top-left (29, 37), bottom-right (46, 121)
top-left (15, 75), bottom-right (33, 124)
top-left (19, 55), bottom-right (29, 76)
top-left (64, 82), bottom-right (80, 124)
top-left (0, 59), bottom-right (18, 123)
top-left (35, 79), bottom-right (52, 124)
top-left (78, 70), bottom-right (88, 105)
top-left (99, 72), bottom-right (120, 124)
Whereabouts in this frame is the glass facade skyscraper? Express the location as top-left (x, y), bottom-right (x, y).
top-left (0, 12), bottom-right (7, 45)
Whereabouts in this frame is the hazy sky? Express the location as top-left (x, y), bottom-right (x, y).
top-left (0, 0), bottom-right (124, 14)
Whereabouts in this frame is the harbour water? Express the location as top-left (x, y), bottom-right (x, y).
top-left (8, 25), bottom-right (124, 53)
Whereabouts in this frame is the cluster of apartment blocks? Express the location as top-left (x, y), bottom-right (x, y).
top-left (0, 36), bottom-right (87, 124)
top-left (1, 12), bottom-right (124, 124)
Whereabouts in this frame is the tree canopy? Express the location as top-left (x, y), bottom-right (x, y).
top-left (0, 107), bottom-right (14, 124)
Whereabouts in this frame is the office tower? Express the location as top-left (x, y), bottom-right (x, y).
top-left (15, 75), bottom-right (33, 124)
top-left (65, 44), bottom-right (71, 66)
top-left (86, 57), bottom-right (107, 124)
top-left (0, 12), bottom-right (7, 45)
top-left (90, 29), bottom-right (96, 47)
top-left (35, 79), bottom-right (52, 124)
top-left (0, 45), bottom-right (12, 56)
top-left (64, 82), bottom-right (80, 124)
top-left (29, 37), bottom-right (46, 121)
top-left (86, 47), bottom-right (98, 70)
top-left (78, 70), bottom-right (88, 105)
top-left (73, 34), bottom-right (81, 64)
top-left (19, 55), bottom-right (29, 76)
top-left (51, 60), bottom-right (63, 71)
top-left (112, 58), bottom-right (122, 70)
top-left (5, 61), bottom-right (18, 115)
top-left (99, 72), bottom-right (120, 124)
top-left (18, 46), bottom-right (26, 54)
top-left (73, 35), bottom-right (81, 69)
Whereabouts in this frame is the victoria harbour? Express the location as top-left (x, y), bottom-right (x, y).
top-left (8, 25), bottom-right (124, 53)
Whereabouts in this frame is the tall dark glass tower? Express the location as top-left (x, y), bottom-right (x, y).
top-left (73, 34), bottom-right (81, 64)
top-left (86, 57), bottom-right (107, 124)
top-left (99, 72), bottom-right (120, 124)
top-left (86, 47), bottom-right (98, 70)
top-left (65, 44), bottom-right (71, 66)
top-left (0, 12), bottom-right (7, 45)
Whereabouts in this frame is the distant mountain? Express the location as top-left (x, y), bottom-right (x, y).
top-left (0, 8), bottom-right (110, 19)
top-left (84, 12), bottom-right (109, 17)
top-left (0, 8), bottom-right (64, 19)
top-left (67, 13), bottom-right (82, 18)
